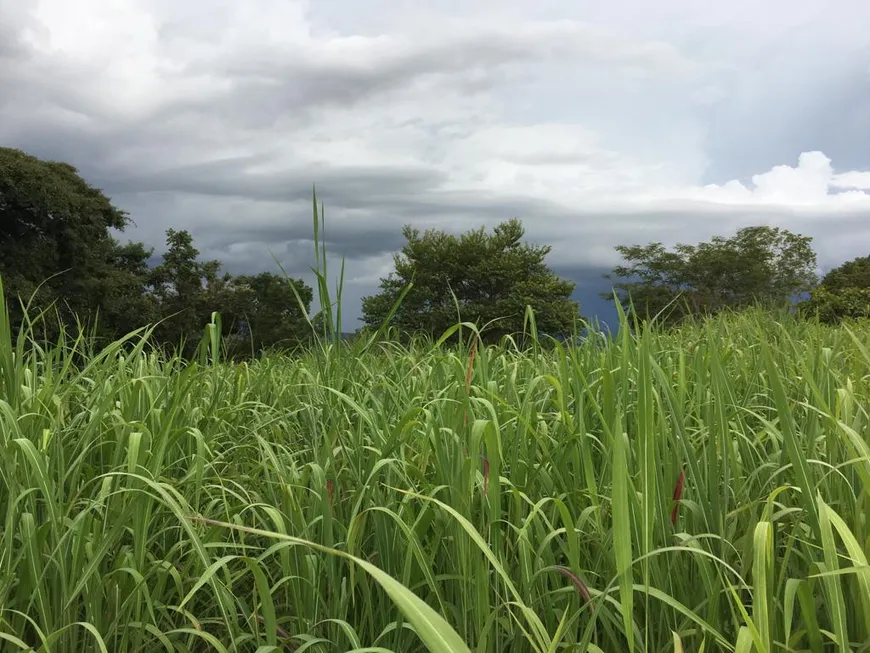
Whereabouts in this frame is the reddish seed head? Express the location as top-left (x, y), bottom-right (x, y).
top-left (256, 614), bottom-right (292, 641)
top-left (326, 479), bottom-right (335, 506)
top-left (465, 336), bottom-right (478, 391)
top-left (555, 566), bottom-right (592, 603)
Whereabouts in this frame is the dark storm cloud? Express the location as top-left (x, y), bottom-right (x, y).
top-left (549, 263), bottom-right (619, 328)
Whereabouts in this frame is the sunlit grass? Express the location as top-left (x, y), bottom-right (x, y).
top-left (1, 265), bottom-right (869, 652)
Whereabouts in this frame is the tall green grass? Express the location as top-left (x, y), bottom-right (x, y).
top-left (1, 204), bottom-right (870, 651)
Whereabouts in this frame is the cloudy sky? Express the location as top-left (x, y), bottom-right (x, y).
top-left (2, 0), bottom-right (869, 329)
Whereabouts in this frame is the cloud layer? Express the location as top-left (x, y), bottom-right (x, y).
top-left (2, 0), bottom-right (869, 326)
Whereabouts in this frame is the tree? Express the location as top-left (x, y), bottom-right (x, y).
top-left (798, 255), bottom-right (870, 323)
top-left (361, 219), bottom-right (580, 342)
top-left (148, 229), bottom-right (256, 353)
top-left (604, 225), bottom-right (818, 324)
top-left (0, 146), bottom-right (154, 339)
top-left (147, 230), bottom-right (315, 356)
top-left (96, 240), bottom-right (160, 338)
top-left (0, 147), bottom-right (315, 353)
top-left (148, 229), bottom-right (211, 348)
top-left (227, 272), bottom-right (313, 353)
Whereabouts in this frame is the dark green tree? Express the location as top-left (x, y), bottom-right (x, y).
top-left (799, 255), bottom-right (870, 323)
top-left (603, 225), bottom-right (818, 324)
top-left (361, 219), bottom-right (580, 342)
top-left (0, 147), bottom-right (315, 352)
top-left (148, 228), bottom-right (210, 348)
top-left (148, 229), bottom-right (255, 353)
top-left (228, 272), bottom-right (313, 352)
top-left (148, 230), bottom-right (315, 356)
top-left (97, 240), bottom-right (160, 337)
top-left (0, 146), bottom-right (154, 339)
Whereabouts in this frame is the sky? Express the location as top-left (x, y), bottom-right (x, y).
top-left (2, 0), bottom-right (869, 330)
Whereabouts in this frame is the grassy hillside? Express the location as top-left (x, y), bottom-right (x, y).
top-left (1, 291), bottom-right (869, 651)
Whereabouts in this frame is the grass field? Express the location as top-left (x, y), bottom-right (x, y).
top-left (1, 286), bottom-right (870, 652)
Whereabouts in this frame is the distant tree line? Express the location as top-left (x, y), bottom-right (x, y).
top-left (602, 225), bottom-right (870, 326)
top-left (0, 147), bottom-right (312, 357)
top-left (1, 147), bottom-right (868, 356)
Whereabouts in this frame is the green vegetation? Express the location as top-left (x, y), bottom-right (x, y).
top-left (3, 145), bottom-right (870, 652)
top-left (604, 226), bottom-right (819, 325)
top-left (4, 146), bottom-right (868, 349)
top-left (2, 269), bottom-right (869, 650)
top-left (361, 218), bottom-right (580, 343)
top-left (0, 146), bottom-right (153, 341)
top-left (800, 255), bottom-right (870, 324)
top-left (0, 147), bottom-right (314, 356)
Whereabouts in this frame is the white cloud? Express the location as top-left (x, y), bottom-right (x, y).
top-left (684, 151), bottom-right (870, 206)
top-left (831, 170), bottom-right (870, 191)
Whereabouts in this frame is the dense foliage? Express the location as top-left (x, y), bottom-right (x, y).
top-left (1, 285), bottom-right (869, 651)
top-left (800, 254), bottom-right (870, 323)
top-left (0, 147), bottom-right (313, 355)
top-left (604, 225), bottom-right (819, 325)
top-left (0, 146), bottom-right (153, 339)
top-left (361, 219), bottom-right (580, 342)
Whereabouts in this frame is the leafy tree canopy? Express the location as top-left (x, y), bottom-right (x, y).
top-left (0, 146), bottom-right (154, 338)
top-left (361, 218), bottom-right (580, 342)
top-left (227, 272), bottom-right (314, 353)
top-left (148, 228), bottom-right (221, 349)
top-left (799, 254), bottom-right (870, 323)
top-left (604, 225), bottom-right (818, 324)
top-left (1, 147), bottom-right (315, 353)
top-left (147, 229), bottom-right (314, 356)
